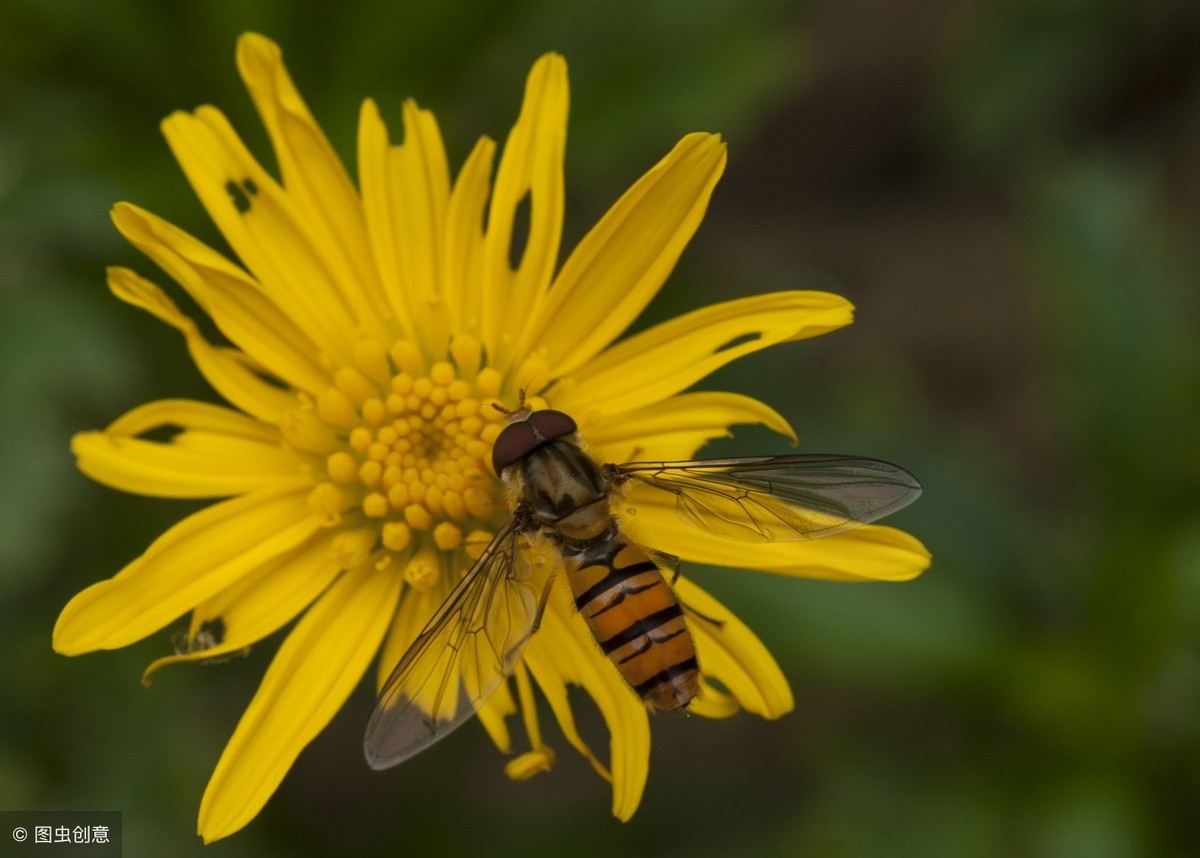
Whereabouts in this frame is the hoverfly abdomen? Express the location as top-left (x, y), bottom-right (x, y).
top-left (562, 535), bottom-right (699, 711)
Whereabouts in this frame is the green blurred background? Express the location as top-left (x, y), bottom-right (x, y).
top-left (3, 0), bottom-right (1200, 855)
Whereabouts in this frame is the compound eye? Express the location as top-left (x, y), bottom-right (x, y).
top-left (491, 422), bottom-right (539, 475)
top-left (527, 409), bottom-right (577, 443)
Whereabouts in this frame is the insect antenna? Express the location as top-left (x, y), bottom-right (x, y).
top-left (491, 388), bottom-right (529, 417)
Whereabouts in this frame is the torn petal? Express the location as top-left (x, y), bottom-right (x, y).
top-left (54, 481), bottom-right (317, 655)
top-left (197, 561), bottom-right (402, 843)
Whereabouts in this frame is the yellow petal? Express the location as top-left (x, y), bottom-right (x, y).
top-left (674, 577), bottom-right (793, 719)
top-left (584, 391), bottom-right (796, 464)
top-left (522, 582), bottom-right (650, 820)
top-left (628, 491), bottom-right (930, 581)
top-left (112, 203), bottom-right (330, 395)
top-left (391, 100), bottom-right (453, 353)
top-left (523, 639), bottom-right (611, 783)
top-left (442, 137), bottom-right (496, 338)
top-left (357, 99), bottom-right (416, 344)
top-left (687, 677), bottom-right (742, 719)
top-left (552, 291), bottom-right (854, 415)
top-left (73, 399), bottom-right (300, 498)
top-left (482, 53), bottom-right (568, 371)
top-left (161, 107), bottom-right (358, 362)
top-left (107, 267), bottom-right (299, 423)
top-left (197, 561), bottom-right (402, 842)
top-left (518, 133), bottom-right (726, 374)
top-left (358, 98), bottom-right (455, 352)
top-left (373, 562), bottom-right (447, 694)
top-left (475, 675), bottom-right (517, 754)
top-left (505, 747), bottom-right (555, 780)
top-left (106, 398), bottom-right (279, 441)
top-left (53, 480), bottom-right (317, 654)
top-left (553, 291), bottom-right (854, 415)
top-left (142, 534), bottom-right (340, 679)
top-left (236, 33), bottom-right (386, 339)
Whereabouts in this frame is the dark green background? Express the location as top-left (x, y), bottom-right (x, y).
top-left (3, 0), bottom-right (1200, 855)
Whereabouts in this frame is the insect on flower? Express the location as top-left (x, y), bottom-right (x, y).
top-left (171, 618), bottom-right (252, 666)
top-left (54, 34), bottom-right (933, 839)
top-left (364, 396), bottom-right (922, 768)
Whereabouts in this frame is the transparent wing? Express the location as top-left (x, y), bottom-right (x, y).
top-left (364, 518), bottom-right (540, 769)
top-left (616, 454), bottom-right (922, 542)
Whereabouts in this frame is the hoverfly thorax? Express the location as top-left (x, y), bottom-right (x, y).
top-left (493, 406), bottom-right (611, 544)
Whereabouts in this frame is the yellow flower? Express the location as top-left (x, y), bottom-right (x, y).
top-left (54, 33), bottom-right (931, 843)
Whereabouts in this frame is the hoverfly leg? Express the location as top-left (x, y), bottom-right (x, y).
top-left (529, 573), bottom-right (557, 635)
top-left (507, 503), bottom-right (552, 635)
top-left (601, 461), bottom-right (632, 486)
top-left (679, 600), bottom-right (726, 630)
top-left (647, 549), bottom-right (725, 627)
top-left (646, 548), bottom-right (682, 585)
top-left (599, 444), bottom-right (641, 486)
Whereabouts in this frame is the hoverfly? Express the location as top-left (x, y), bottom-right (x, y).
top-left (364, 400), bottom-right (922, 769)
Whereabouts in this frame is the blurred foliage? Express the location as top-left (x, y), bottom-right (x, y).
top-left (2, 0), bottom-right (1200, 856)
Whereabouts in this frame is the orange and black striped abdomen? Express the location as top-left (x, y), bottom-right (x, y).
top-left (562, 531), bottom-right (698, 710)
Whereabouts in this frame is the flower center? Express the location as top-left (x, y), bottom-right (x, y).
top-left (290, 335), bottom-right (541, 582)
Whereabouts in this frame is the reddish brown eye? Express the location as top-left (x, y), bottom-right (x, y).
top-left (527, 410), bottom-right (577, 442)
top-left (491, 410), bottom-right (579, 475)
top-left (492, 422), bottom-right (539, 475)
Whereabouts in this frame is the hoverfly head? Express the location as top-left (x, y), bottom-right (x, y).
top-left (490, 407), bottom-right (579, 476)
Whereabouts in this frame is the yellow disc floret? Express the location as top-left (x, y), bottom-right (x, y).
top-left (293, 335), bottom-right (521, 577)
